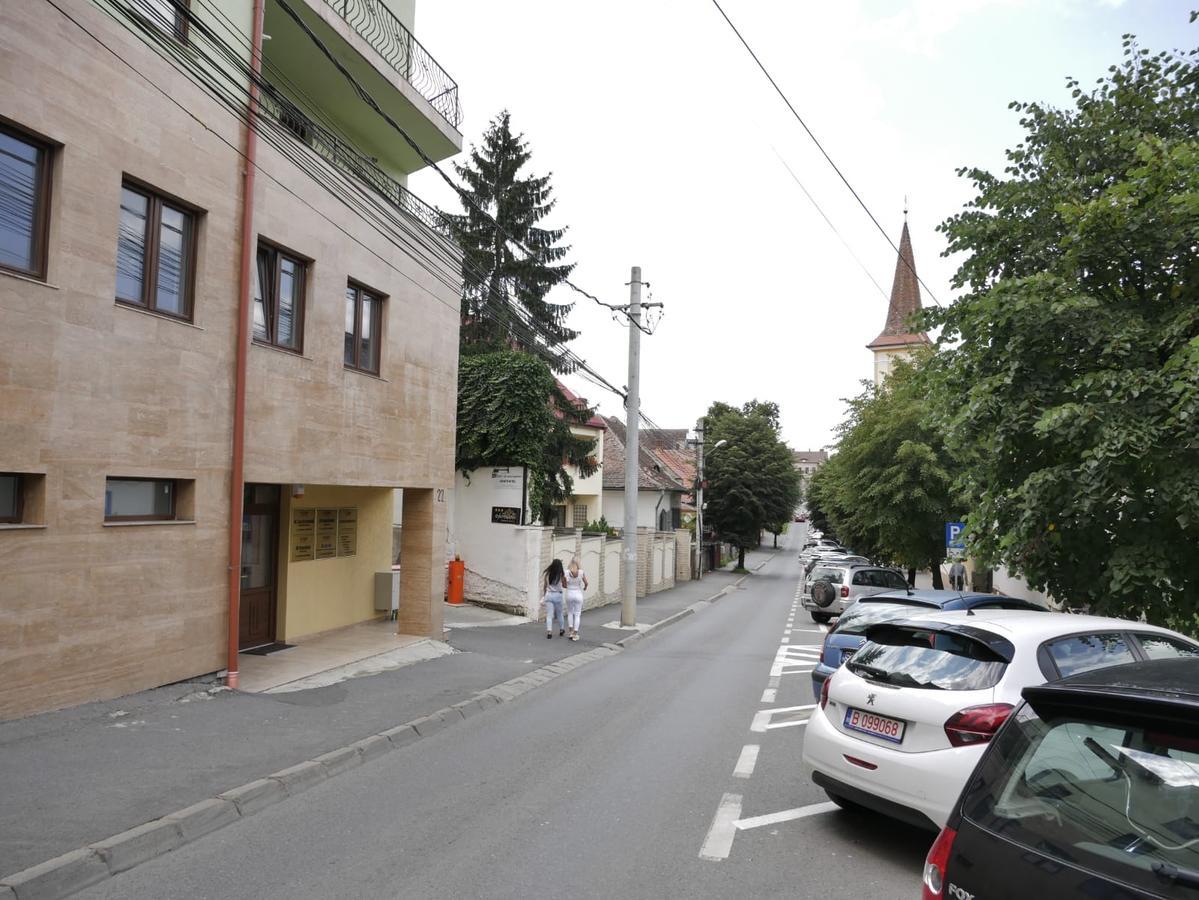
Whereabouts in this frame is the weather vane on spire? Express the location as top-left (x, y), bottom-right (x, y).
top-left (903, 194), bottom-right (909, 221)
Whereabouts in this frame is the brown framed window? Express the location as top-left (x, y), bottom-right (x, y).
top-left (104, 477), bottom-right (176, 521)
top-left (0, 123), bottom-right (52, 280)
top-left (344, 282), bottom-right (383, 375)
top-left (253, 242), bottom-right (306, 352)
top-left (116, 181), bottom-right (197, 321)
top-left (138, 0), bottom-right (190, 41)
top-left (0, 474), bottom-right (24, 524)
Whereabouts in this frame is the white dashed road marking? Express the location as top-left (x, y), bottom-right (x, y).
top-left (699, 793), bottom-right (743, 861)
top-left (733, 744), bottom-right (760, 779)
top-left (760, 688), bottom-right (777, 703)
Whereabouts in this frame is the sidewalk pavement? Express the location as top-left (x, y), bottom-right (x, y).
top-left (0, 546), bottom-right (780, 884)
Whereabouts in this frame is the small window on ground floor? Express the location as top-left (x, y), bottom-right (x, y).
top-left (572, 504), bottom-right (588, 528)
top-left (1, 473), bottom-right (24, 523)
top-left (105, 477), bottom-right (177, 521)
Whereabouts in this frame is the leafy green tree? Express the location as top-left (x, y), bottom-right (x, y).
top-left (704, 400), bottom-right (801, 569)
top-left (446, 110), bottom-right (576, 364)
top-left (921, 31), bottom-right (1199, 628)
top-left (817, 355), bottom-right (957, 587)
top-left (456, 352), bottom-right (597, 522)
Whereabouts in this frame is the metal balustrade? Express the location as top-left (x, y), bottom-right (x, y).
top-left (322, 0), bottom-right (462, 129)
top-left (260, 86), bottom-right (451, 237)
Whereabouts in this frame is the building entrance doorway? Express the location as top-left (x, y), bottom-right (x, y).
top-left (239, 483), bottom-right (280, 650)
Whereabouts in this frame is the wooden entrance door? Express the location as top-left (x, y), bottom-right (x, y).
top-left (239, 484), bottom-right (280, 650)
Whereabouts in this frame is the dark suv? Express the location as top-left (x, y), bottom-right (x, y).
top-left (924, 657), bottom-right (1199, 899)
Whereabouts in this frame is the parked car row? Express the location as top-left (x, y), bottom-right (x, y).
top-left (797, 596), bottom-right (1199, 897)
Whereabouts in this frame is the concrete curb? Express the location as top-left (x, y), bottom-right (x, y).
top-left (0, 578), bottom-right (741, 899)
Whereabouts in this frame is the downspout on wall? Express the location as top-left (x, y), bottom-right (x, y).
top-left (226, 0), bottom-right (266, 689)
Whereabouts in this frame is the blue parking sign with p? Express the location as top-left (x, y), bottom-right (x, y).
top-left (945, 522), bottom-right (966, 549)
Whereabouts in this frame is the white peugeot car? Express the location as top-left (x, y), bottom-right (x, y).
top-left (801, 609), bottom-right (1199, 831)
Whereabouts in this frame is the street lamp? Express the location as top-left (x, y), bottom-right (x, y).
top-left (693, 427), bottom-right (729, 579)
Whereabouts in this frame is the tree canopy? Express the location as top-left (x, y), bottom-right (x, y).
top-left (704, 400), bottom-right (801, 569)
top-left (456, 351), bottom-right (597, 523)
top-left (445, 110), bottom-right (576, 365)
top-left (920, 32), bottom-right (1199, 628)
top-left (810, 355), bottom-right (957, 586)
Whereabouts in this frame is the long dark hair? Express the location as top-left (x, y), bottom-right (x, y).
top-left (544, 559), bottom-right (565, 588)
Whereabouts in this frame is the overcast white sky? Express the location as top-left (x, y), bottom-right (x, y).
top-left (410, 0), bottom-right (1191, 451)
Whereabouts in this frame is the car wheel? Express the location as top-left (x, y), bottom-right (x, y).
top-left (825, 790), bottom-right (866, 813)
top-left (811, 581), bottom-right (836, 608)
top-left (811, 611), bottom-right (831, 624)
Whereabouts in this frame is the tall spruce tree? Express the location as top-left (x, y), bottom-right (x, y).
top-left (447, 111), bottom-right (577, 363)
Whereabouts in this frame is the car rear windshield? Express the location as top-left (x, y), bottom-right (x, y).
top-left (834, 603), bottom-right (925, 636)
top-left (847, 626), bottom-right (1008, 690)
top-left (962, 703), bottom-right (1199, 894)
top-left (810, 567), bottom-right (844, 584)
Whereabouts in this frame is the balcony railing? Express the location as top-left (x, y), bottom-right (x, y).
top-left (322, 0), bottom-right (462, 130)
top-left (260, 86), bottom-right (451, 238)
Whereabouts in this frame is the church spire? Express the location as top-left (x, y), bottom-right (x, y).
top-left (867, 219), bottom-right (929, 350)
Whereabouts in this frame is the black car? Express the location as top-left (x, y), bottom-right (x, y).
top-left (924, 657), bottom-right (1199, 899)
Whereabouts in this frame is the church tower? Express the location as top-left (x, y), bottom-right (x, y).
top-left (867, 217), bottom-right (930, 384)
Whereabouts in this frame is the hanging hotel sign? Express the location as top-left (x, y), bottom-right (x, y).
top-left (290, 508), bottom-right (316, 562)
top-left (315, 508), bottom-right (338, 560)
top-left (337, 507), bottom-right (358, 557)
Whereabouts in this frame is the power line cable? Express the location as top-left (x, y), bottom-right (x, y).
top-left (710, 0), bottom-right (943, 308)
top-left (49, 0), bottom-right (651, 422)
top-left (770, 146), bottom-right (889, 302)
top-left (270, 0), bottom-right (659, 333)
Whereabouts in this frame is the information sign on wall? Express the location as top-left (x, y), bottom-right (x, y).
top-left (491, 506), bottom-right (521, 525)
top-left (489, 467), bottom-right (525, 525)
top-left (315, 508), bottom-right (338, 559)
top-left (337, 507), bottom-right (358, 557)
top-left (291, 508), bottom-right (316, 562)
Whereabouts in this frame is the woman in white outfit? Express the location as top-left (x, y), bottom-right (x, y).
top-left (564, 558), bottom-right (588, 641)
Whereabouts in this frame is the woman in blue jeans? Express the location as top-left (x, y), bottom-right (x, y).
top-left (543, 559), bottom-right (566, 638)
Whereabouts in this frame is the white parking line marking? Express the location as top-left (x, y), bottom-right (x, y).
top-left (767, 675), bottom-right (780, 688)
top-left (751, 705), bottom-right (815, 732)
top-left (784, 629), bottom-right (792, 635)
top-left (699, 793), bottom-right (743, 861)
top-left (781, 637), bottom-right (789, 644)
top-left (733, 744), bottom-right (760, 778)
top-left (760, 688), bottom-right (776, 703)
top-left (734, 801), bottom-right (838, 831)
top-left (771, 645), bottom-right (821, 677)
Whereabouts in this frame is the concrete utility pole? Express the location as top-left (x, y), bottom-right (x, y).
top-left (695, 420), bottom-right (705, 579)
top-left (621, 267), bottom-right (642, 627)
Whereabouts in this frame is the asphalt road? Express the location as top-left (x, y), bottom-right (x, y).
top-left (78, 525), bottom-right (934, 899)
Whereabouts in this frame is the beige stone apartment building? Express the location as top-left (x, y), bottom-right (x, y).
top-left (0, 0), bottom-right (463, 719)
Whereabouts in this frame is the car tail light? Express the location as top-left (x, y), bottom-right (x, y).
top-left (922, 826), bottom-right (957, 899)
top-left (944, 703), bottom-right (1014, 748)
top-left (840, 585), bottom-right (849, 598)
top-left (819, 675), bottom-right (831, 710)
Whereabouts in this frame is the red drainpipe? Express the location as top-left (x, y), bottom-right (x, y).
top-left (226, 0), bottom-right (266, 689)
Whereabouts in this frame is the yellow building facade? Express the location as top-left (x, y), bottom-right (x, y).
top-left (0, 0), bottom-right (462, 719)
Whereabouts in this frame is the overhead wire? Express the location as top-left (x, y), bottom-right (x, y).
top-left (47, 0), bottom-right (663, 425)
top-left (269, 0), bottom-right (660, 334)
top-left (770, 147), bottom-right (889, 302)
top-left (710, 0), bottom-right (943, 308)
